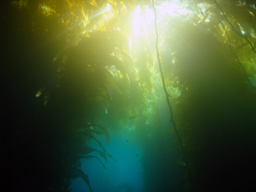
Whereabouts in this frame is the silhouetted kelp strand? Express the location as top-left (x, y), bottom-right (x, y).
top-left (152, 1), bottom-right (195, 191)
top-left (68, 168), bottom-right (93, 192)
top-left (67, 155), bottom-right (106, 169)
top-left (215, 1), bottom-right (256, 93)
top-left (215, 0), bottom-right (256, 54)
top-left (129, 116), bottom-right (137, 120)
top-left (236, 42), bottom-right (249, 50)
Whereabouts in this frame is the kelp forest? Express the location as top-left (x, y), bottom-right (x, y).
top-left (1, 0), bottom-right (256, 192)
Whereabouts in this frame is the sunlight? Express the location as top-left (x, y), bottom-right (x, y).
top-left (40, 3), bottom-right (56, 16)
top-left (132, 4), bottom-right (155, 38)
top-left (237, 23), bottom-right (246, 35)
top-left (129, 36), bottom-right (132, 49)
top-left (131, 1), bottom-right (184, 38)
top-left (106, 3), bottom-right (111, 11)
top-left (144, 6), bottom-right (155, 25)
top-left (89, 3), bottom-right (112, 19)
top-left (132, 5), bottom-right (142, 36)
top-left (156, 1), bottom-right (181, 17)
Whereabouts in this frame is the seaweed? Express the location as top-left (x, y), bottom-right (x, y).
top-left (3, 1), bottom-right (256, 192)
top-left (152, 1), bottom-right (195, 190)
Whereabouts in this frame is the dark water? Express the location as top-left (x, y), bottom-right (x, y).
top-left (3, 1), bottom-right (256, 192)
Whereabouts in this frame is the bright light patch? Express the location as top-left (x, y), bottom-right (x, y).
top-left (237, 23), bottom-right (246, 35)
top-left (129, 37), bottom-right (132, 49)
top-left (157, 1), bottom-right (179, 16)
top-left (205, 16), bottom-right (210, 22)
top-left (133, 5), bottom-right (142, 36)
top-left (131, 1), bottom-right (186, 38)
top-left (106, 3), bottom-right (111, 11)
top-left (176, 8), bottom-right (187, 15)
top-left (251, 29), bottom-right (256, 39)
top-left (132, 5), bottom-right (155, 37)
top-left (89, 3), bottom-right (112, 20)
top-left (144, 6), bottom-right (155, 25)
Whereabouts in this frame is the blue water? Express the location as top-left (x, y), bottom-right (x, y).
top-left (70, 90), bottom-right (185, 192)
top-left (71, 133), bottom-right (143, 192)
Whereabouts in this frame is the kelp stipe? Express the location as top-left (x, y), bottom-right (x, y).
top-left (215, 0), bottom-right (256, 92)
top-left (152, 1), bottom-right (195, 191)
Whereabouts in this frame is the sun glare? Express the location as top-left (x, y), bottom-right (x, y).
top-left (89, 3), bottom-right (112, 20)
top-left (144, 6), bottom-right (155, 25)
top-left (132, 5), bottom-right (155, 37)
top-left (156, 0), bottom-right (184, 17)
top-left (158, 2), bottom-right (179, 16)
top-left (129, 36), bottom-right (132, 49)
top-left (106, 3), bottom-right (111, 11)
top-left (132, 5), bottom-right (142, 36)
top-left (131, 1), bottom-right (185, 38)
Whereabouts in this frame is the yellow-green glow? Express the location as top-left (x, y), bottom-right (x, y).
top-left (89, 3), bottom-right (112, 20)
top-left (40, 3), bottom-right (56, 16)
top-left (129, 37), bottom-right (132, 49)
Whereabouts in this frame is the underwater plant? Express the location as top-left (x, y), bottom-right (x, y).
top-left (2, 0), bottom-right (256, 192)
top-left (33, 31), bottom-right (128, 191)
top-left (163, 3), bottom-right (256, 191)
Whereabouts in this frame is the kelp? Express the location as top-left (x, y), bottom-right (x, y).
top-left (4, 0), bottom-right (256, 192)
top-left (163, 4), bottom-right (256, 190)
top-left (33, 33), bottom-right (128, 191)
top-left (3, 8), bottom-right (129, 190)
top-left (152, 0), bottom-right (195, 189)
top-left (66, 168), bottom-right (94, 192)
